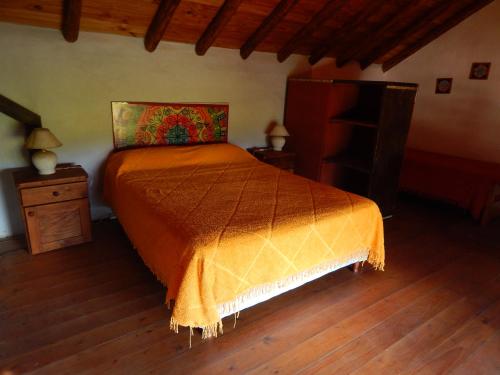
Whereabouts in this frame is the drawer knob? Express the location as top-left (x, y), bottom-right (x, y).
top-left (52, 191), bottom-right (60, 197)
top-left (28, 211), bottom-right (35, 217)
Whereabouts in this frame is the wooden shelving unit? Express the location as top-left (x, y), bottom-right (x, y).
top-left (284, 79), bottom-right (418, 216)
top-left (323, 154), bottom-right (372, 174)
top-left (329, 117), bottom-right (377, 129)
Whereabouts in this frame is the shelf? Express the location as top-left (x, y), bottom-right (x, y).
top-left (323, 155), bottom-right (373, 174)
top-left (330, 117), bottom-right (377, 129)
top-left (332, 79), bottom-right (418, 88)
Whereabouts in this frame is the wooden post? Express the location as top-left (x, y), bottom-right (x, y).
top-left (353, 262), bottom-right (361, 273)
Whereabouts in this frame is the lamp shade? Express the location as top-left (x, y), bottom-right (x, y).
top-left (25, 128), bottom-right (62, 150)
top-left (270, 124), bottom-right (289, 137)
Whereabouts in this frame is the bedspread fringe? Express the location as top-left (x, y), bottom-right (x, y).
top-left (170, 317), bottom-right (223, 340)
top-left (367, 247), bottom-right (384, 271)
top-left (168, 247), bottom-right (383, 340)
top-left (217, 248), bottom-right (374, 318)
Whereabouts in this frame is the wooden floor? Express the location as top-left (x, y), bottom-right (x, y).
top-left (1, 196), bottom-right (499, 374)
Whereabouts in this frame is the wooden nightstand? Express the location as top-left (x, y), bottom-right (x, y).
top-left (13, 165), bottom-right (92, 254)
top-left (248, 147), bottom-right (296, 172)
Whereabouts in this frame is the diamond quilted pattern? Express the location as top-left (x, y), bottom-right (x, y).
top-left (103, 144), bottom-right (384, 335)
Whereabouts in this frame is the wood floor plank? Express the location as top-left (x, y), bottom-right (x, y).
top-left (409, 299), bottom-right (500, 374)
top-left (304, 292), bottom-right (458, 375)
top-left (2, 281), bottom-right (162, 339)
top-left (298, 260), bottom-right (500, 375)
top-left (0, 291), bottom-right (164, 363)
top-left (142, 240), bottom-right (465, 374)
top-left (28, 267), bottom-right (364, 374)
top-left (0, 262), bottom-right (153, 321)
top-left (2, 306), bottom-right (169, 374)
top-left (449, 330), bottom-right (500, 375)
top-left (1, 197), bottom-right (499, 374)
top-left (350, 276), bottom-right (500, 374)
top-left (0, 257), bottom-right (148, 310)
top-left (0, 269), bottom-right (153, 326)
top-left (0, 222), bottom-right (128, 283)
top-left (242, 256), bottom-right (492, 375)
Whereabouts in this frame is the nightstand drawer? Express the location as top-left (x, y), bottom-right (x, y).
top-left (24, 198), bottom-right (92, 254)
top-left (20, 182), bottom-right (88, 207)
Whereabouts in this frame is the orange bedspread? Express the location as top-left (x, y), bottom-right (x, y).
top-left (104, 144), bottom-right (384, 336)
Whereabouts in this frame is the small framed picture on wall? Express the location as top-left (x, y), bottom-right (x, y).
top-left (435, 78), bottom-right (453, 94)
top-left (469, 62), bottom-right (491, 80)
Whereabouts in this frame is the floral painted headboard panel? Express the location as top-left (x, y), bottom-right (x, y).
top-left (111, 102), bottom-right (229, 149)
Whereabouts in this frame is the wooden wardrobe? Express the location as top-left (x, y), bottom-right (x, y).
top-left (284, 79), bottom-right (417, 216)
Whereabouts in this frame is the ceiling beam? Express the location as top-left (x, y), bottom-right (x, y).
top-left (0, 94), bottom-right (42, 138)
top-left (308, 1), bottom-right (382, 66)
top-left (277, 0), bottom-right (349, 63)
top-left (382, 0), bottom-right (494, 72)
top-left (62, 0), bottom-right (82, 42)
top-left (335, 0), bottom-right (418, 68)
top-left (240, 0), bottom-right (299, 60)
top-left (144, 0), bottom-right (182, 52)
top-left (195, 0), bottom-right (244, 56)
top-left (359, 0), bottom-right (454, 70)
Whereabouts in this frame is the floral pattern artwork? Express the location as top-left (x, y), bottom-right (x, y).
top-left (469, 62), bottom-right (491, 80)
top-left (435, 78), bottom-right (452, 94)
top-left (112, 102), bottom-right (229, 149)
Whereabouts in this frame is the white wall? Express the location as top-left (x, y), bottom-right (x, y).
top-left (0, 22), bottom-right (306, 238)
top-left (2, 0), bottom-right (498, 237)
top-left (312, 1), bottom-right (500, 164)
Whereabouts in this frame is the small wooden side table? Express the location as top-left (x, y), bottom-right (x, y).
top-left (248, 147), bottom-right (296, 172)
top-left (13, 165), bottom-right (92, 254)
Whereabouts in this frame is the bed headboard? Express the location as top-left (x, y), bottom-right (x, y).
top-left (111, 102), bottom-right (229, 149)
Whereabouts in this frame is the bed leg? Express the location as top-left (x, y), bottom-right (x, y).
top-left (352, 261), bottom-right (362, 273)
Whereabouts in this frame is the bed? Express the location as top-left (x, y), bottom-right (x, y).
top-left (104, 102), bottom-right (385, 338)
top-left (400, 148), bottom-right (500, 224)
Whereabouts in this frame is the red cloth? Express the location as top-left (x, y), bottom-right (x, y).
top-left (399, 149), bottom-right (500, 219)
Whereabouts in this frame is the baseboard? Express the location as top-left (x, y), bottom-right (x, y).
top-left (0, 234), bottom-right (26, 254)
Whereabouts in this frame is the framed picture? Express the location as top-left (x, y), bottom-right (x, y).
top-left (111, 102), bottom-right (229, 149)
top-left (435, 78), bottom-right (452, 94)
top-left (469, 62), bottom-right (491, 80)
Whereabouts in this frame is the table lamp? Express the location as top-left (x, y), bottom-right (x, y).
top-left (269, 124), bottom-right (289, 151)
top-left (25, 128), bottom-right (62, 175)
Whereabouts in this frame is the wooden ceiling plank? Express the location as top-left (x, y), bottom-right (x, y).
top-left (382, 0), bottom-right (494, 71)
top-left (195, 0), bottom-right (244, 56)
top-left (277, 0), bottom-right (349, 63)
top-left (335, 0), bottom-right (418, 68)
top-left (62, 0), bottom-right (82, 42)
top-left (144, 0), bottom-right (182, 52)
top-left (308, 0), bottom-right (382, 66)
top-left (240, 0), bottom-right (299, 60)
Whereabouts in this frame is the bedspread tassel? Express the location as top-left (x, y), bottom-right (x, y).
top-left (189, 327), bottom-right (193, 349)
top-left (367, 248), bottom-right (385, 271)
top-left (233, 311), bottom-right (240, 328)
top-left (201, 321), bottom-right (224, 339)
top-left (170, 317), bottom-right (179, 333)
top-left (170, 316), bottom-right (223, 340)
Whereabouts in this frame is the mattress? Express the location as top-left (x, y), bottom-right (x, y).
top-left (103, 143), bottom-right (384, 337)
